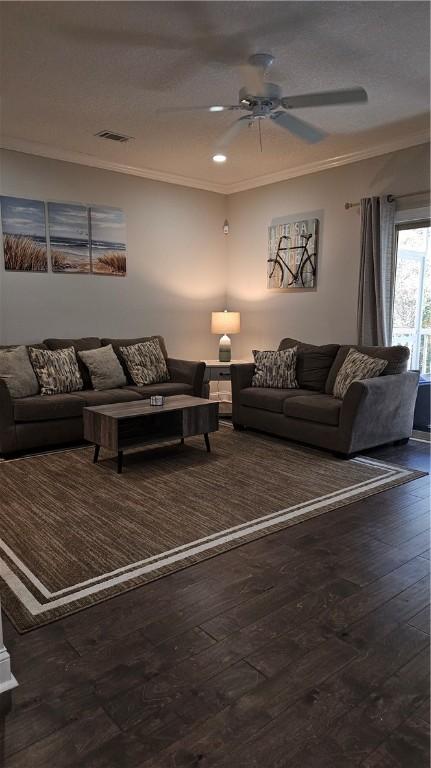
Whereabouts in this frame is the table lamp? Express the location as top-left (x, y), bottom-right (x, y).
top-left (211, 310), bottom-right (240, 362)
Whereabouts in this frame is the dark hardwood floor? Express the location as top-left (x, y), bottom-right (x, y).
top-left (0, 438), bottom-right (429, 767)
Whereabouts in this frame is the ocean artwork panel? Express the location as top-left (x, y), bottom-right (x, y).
top-left (267, 218), bottom-right (318, 290)
top-left (48, 202), bottom-right (90, 273)
top-left (90, 206), bottom-right (127, 276)
top-left (1, 196), bottom-right (48, 272)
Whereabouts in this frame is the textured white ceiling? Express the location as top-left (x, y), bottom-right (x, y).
top-left (1, 1), bottom-right (429, 191)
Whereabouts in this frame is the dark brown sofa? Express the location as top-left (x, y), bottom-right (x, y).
top-left (231, 338), bottom-right (419, 457)
top-left (0, 336), bottom-right (206, 455)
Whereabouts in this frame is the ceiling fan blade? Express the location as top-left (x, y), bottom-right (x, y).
top-left (282, 87), bottom-right (368, 110)
top-left (157, 105), bottom-right (240, 114)
top-left (270, 112), bottom-right (327, 144)
top-left (216, 116), bottom-right (251, 149)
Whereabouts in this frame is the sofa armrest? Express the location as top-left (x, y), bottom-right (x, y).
top-left (167, 358), bottom-right (206, 397)
top-left (338, 371), bottom-right (420, 453)
top-left (0, 378), bottom-right (17, 455)
top-left (230, 363), bottom-right (255, 423)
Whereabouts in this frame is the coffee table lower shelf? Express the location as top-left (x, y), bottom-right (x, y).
top-left (83, 395), bottom-right (218, 474)
top-left (91, 432), bottom-right (211, 473)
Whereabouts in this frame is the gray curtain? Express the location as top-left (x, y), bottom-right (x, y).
top-left (357, 196), bottom-right (396, 345)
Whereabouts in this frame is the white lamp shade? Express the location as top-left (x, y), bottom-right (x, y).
top-left (211, 311), bottom-right (240, 335)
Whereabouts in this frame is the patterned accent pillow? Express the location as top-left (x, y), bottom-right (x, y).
top-left (252, 347), bottom-right (298, 389)
top-left (332, 348), bottom-right (388, 399)
top-left (28, 346), bottom-right (83, 396)
top-left (119, 339), bottom-right (170, 386)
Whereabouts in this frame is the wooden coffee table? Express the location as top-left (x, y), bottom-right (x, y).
top-left (83, 394), bottom-right (219, 473)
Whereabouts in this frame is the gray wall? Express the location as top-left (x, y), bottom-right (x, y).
top-left (0, 150), bottom-right (228, 359)
top-left (1, 144), bottom-right (430, 360)
top-left (226, 144), bottom-right (430, 358)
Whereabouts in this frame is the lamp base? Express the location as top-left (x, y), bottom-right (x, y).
top-left (219, 334), bottom-right (231, 362)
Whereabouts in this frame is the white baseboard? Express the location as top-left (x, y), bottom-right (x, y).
top-left (0, 674), bottom-right (18, 694)
top-left (0, 604), bottom-right (18, 694)
top-left (0, 647), bottom-right (18, 693)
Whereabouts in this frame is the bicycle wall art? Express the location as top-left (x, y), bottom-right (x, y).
top-left (267, 217), bottom-right (319, 290)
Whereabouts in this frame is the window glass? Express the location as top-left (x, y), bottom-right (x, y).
top-left (392, 222), bottom-right (431, 378)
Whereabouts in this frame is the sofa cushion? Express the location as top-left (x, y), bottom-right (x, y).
top-left (240, 387), bottom-right (318, 414)
top-left (78, 345), bottom-right (127, 390)
top-left (283, 394), bottom-right (342, 426)
top-left (44, 338), bottom-right (102, 389)
top-left (28, 346), bottom-right (83, 396)
top-left (14, 393), bottom-right (84, 422)
top-left (325, 344), bottom-right (409, 394)
top-left (75, 389), bottom-right (143, 406)
top-left (0, 345), bottom-right (39, 398)
top-left (124, 382), bottom-right (194, 398)
top-left (102, 335), bottom-right (168, 356)
top-left (278, 337), bottom-right (340, 391)
top-left (14, 387), bottom-right (143, 422)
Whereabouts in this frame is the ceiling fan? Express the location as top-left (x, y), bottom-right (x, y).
top-left (159, 53), bottom-right (368, 160)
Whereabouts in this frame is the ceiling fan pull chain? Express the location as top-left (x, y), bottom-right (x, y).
top-left (259, 118), bottom-right (263, 152)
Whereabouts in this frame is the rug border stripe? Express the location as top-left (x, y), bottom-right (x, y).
top-left (0, 462), bottom-right (413, 616)
top-left (0, 456), bottom-right (399, 600)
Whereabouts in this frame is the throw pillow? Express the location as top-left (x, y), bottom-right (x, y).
top-left (252, 347), bottom-right (298, 389)
top-left (101, 335), bottom-right (168, 383)
top-left (44, 338), bottom-right (102, 389)
top-left (0, 345), bottom-right (39, 398)
top-left (119, 339), bottom-right (170, 386)
top-left (78, 344), bottom-right (127, 390)
top-left (325, 344), bottom-right (409, 394)
top-left (28, 346), bottom-right (83, 395)
top-left (332, 348), bottom-right (388, 399)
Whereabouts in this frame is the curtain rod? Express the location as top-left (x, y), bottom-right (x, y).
top-left (344, 189), bottom-right (430, 210)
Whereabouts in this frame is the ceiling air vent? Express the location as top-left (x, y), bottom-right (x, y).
top-left (95, 130), bottom-right (133, 143)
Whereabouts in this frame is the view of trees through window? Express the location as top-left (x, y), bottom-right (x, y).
top-left (392, 221), bottom-right (431, 378)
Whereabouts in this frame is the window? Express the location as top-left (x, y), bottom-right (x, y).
top-left (392, 218), bottom-right (431, 378)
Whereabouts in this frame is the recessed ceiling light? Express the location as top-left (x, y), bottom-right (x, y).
top-left (209, 106), bottom-right (225, 112)
top-left (212, 154), bottom-right (227, 163)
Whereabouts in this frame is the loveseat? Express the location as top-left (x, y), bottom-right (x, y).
top-left (0, 336), bottom-right (205, 455)
top-left (231, 338), bottom-right (419, 457)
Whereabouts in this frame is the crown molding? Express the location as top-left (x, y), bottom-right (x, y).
top-left (0, 137), bottom-right (227, 195)
top-left (1, 130), bottom-right (429, 197)
top-left (223, 130), bottom-right (430, 194)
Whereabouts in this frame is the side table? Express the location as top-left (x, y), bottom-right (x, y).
top-left (202, 360), bottom-right (252, 416)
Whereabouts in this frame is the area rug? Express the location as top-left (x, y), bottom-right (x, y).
top-left (0, 427), bottom-right (424, 632)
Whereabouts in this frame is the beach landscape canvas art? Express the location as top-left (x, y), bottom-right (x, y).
top-left (90, 206), bottom-right (127, 276)
top-left (1, 196), bottom-right (127, 277)
top-left (1, 196), bottom-right (48, 272)
top-left (267, 217), bottom-right (318, 290)
top-left (48, 202), bottom-right (90, 273)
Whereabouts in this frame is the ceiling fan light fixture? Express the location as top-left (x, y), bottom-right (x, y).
top-left (156, 53), bottom-right (368, 154)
